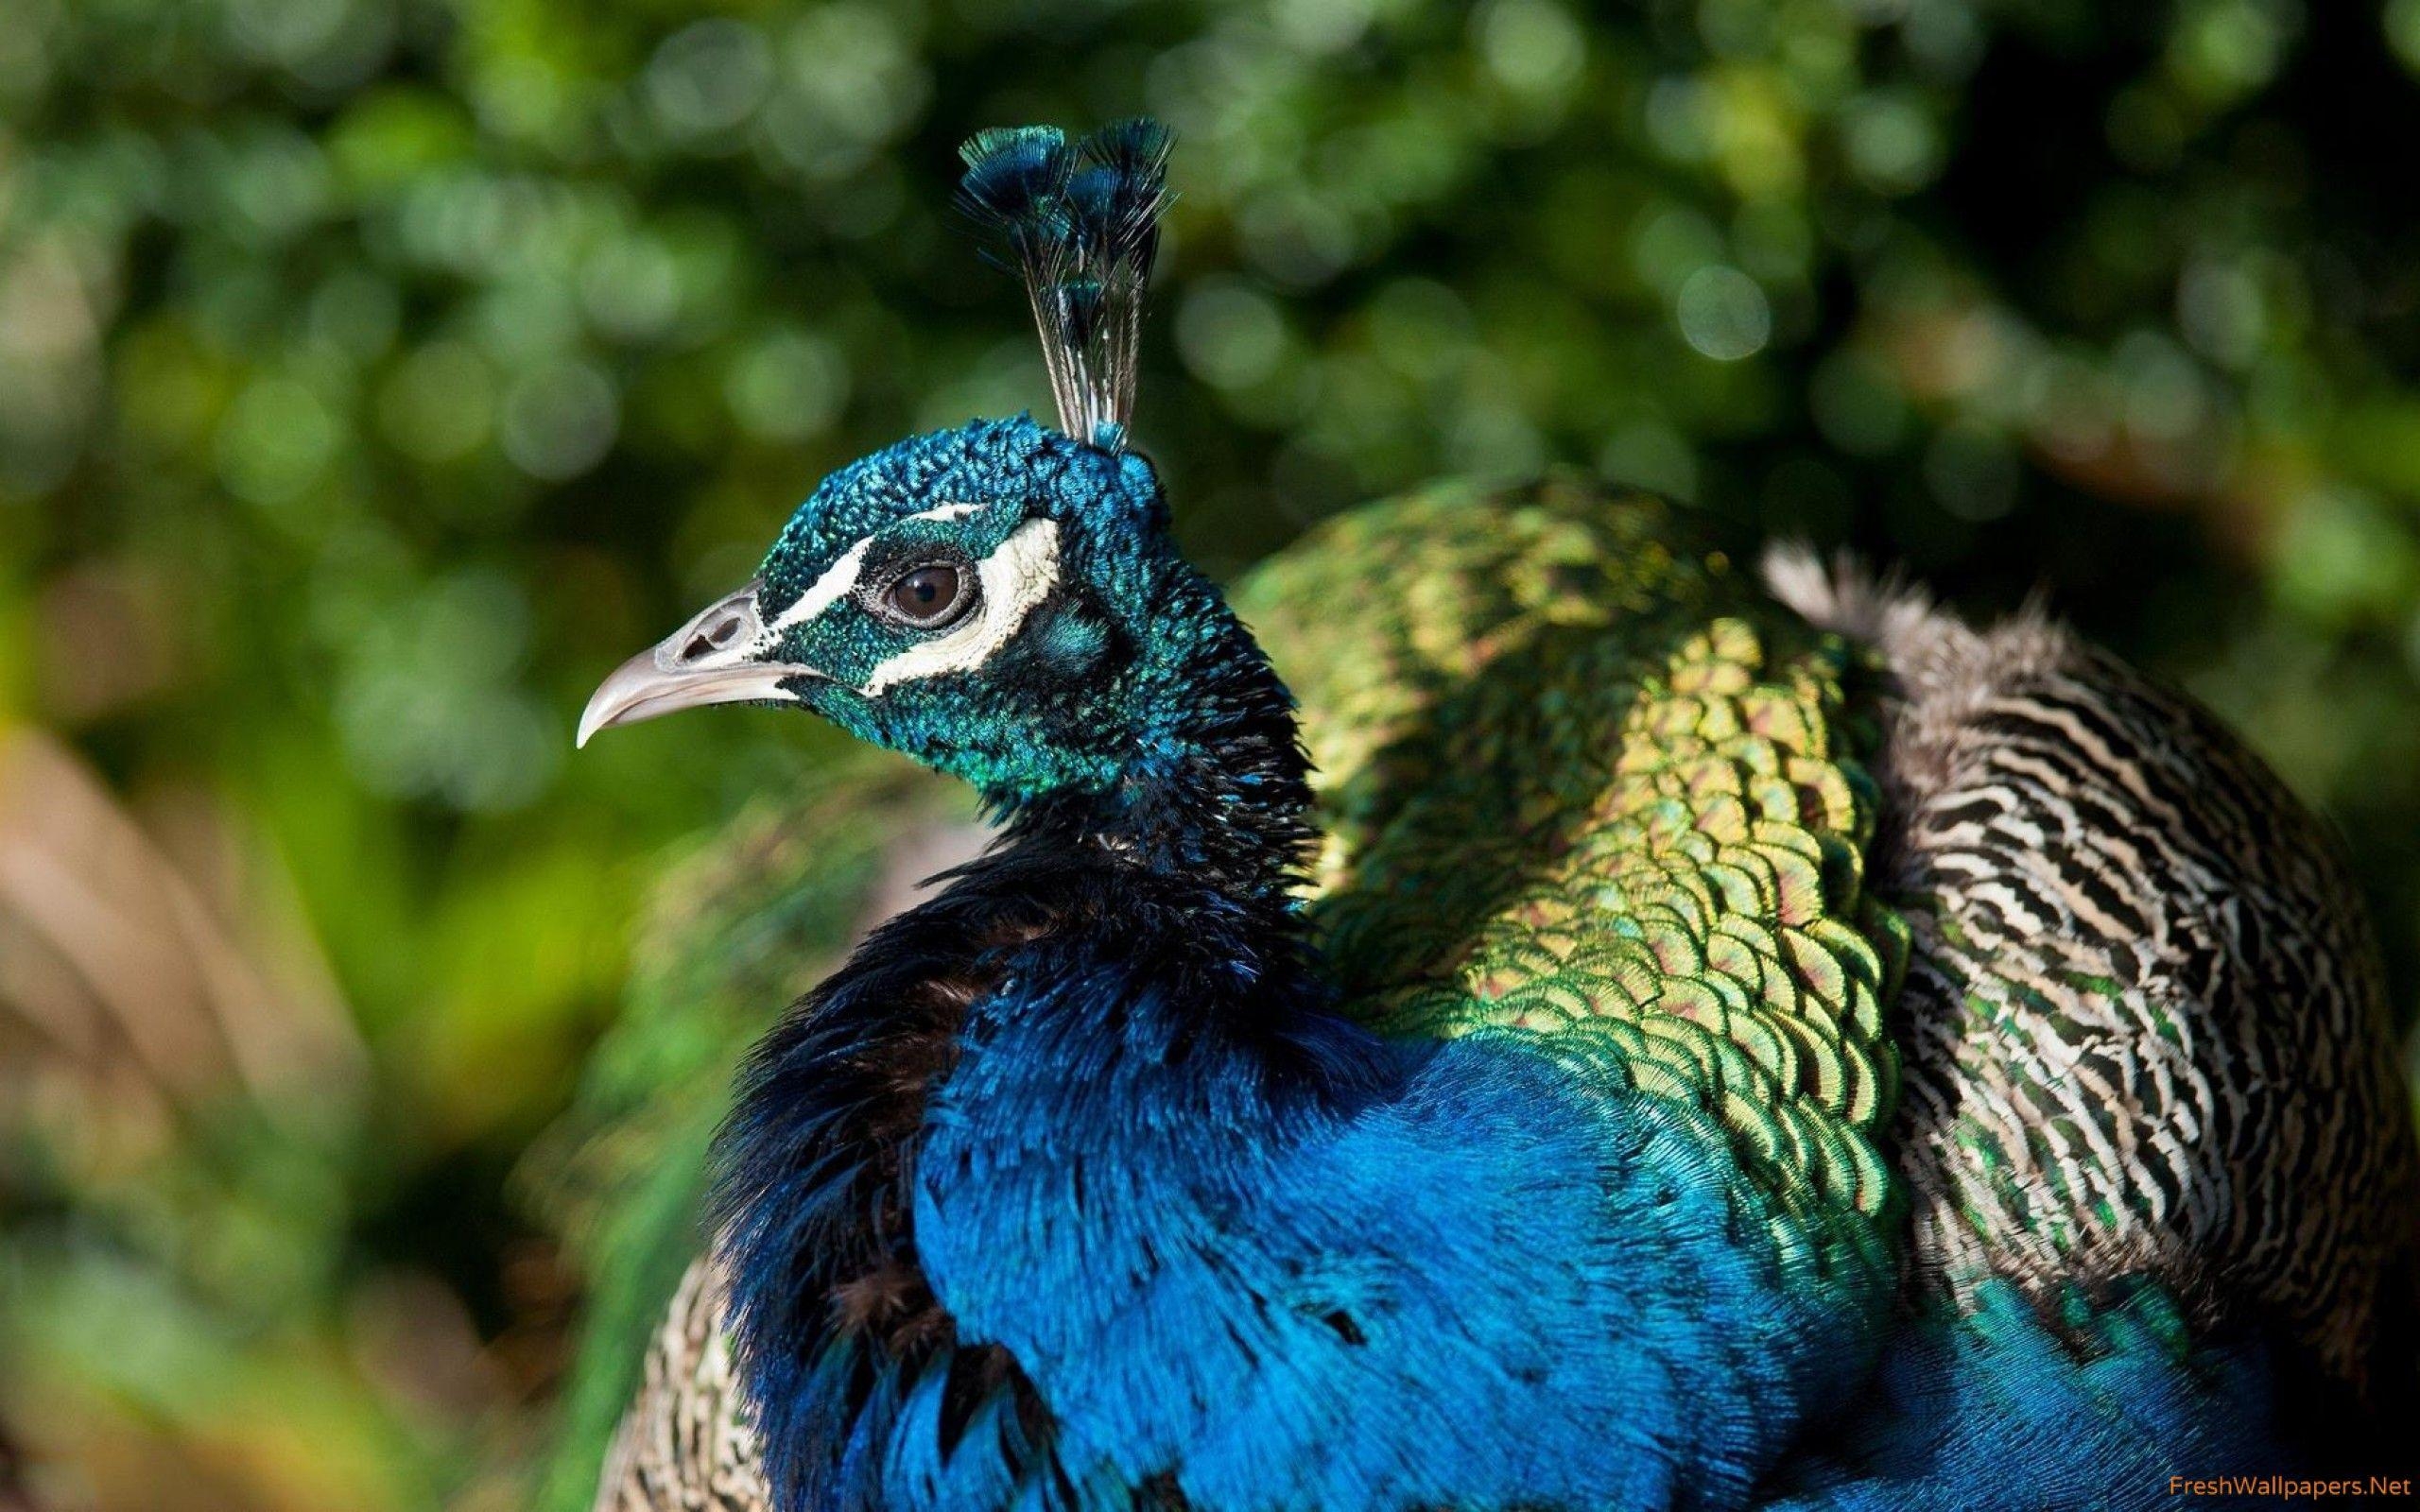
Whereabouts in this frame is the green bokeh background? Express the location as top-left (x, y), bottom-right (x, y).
top-left (4, 0), bottom-right (2418, 1505)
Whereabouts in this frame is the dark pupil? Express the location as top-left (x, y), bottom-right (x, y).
top-left (891, 565), bottom-right (959, 623)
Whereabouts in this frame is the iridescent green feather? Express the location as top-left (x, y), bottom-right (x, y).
top-left (1236, 475), bottom-right (1909, 1259)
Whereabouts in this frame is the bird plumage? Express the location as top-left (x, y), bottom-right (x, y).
top-left (693, 470), bottom-right (1913, 1508)
top-left (561, 122), bottom-right (2418, 1511)
top-left (549, 764), bottom-right (977, 1512)
top-left (1768, 550), bottom-right (2419, 1390)
top-left (570, 478), bottom-right (2416, 1509)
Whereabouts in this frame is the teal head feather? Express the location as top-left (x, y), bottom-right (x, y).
top-left (735, 418), bottom-right (1197, 800)
top-left (579, 411), bottom-right (1299, 817)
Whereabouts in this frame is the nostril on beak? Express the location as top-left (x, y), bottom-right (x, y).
top-left (682, 610), bottom-right (749, 663)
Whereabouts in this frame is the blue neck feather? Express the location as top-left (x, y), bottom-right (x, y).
top-left (995, 572), bottom-right (1319, 913)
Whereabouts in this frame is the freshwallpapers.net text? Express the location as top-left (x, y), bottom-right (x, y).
top-left (2169, 1477), bottom-right (2413, 1499)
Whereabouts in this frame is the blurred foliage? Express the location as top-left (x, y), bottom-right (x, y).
top-left (2, 0), bottom-right (2418, 1504)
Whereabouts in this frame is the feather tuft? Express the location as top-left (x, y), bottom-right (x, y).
top-left (956, 118), bottom-right (1174, 452)
top-left (954, 126), bottom-right (1071, 231)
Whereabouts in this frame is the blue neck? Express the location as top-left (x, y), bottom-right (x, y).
top-left (711, 738), bottom-right (1360, 1509)
top-left (979, 560), bottom-right (1320, 913)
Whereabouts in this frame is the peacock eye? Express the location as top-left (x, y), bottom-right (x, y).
top-left (882, 562), bottom-right (972, 629)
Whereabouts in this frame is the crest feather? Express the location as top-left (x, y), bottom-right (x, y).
top-left (956, 118), bottom-right (1173, 453)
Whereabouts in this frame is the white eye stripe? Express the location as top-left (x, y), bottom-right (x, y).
top-left (764, 536), bottom-right (873, 638)
top-left (860, 518), bottom-right (1061, 695)
top-left (759, 501), bottom-right (994, 642)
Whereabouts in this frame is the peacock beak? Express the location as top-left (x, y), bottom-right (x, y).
top-left (576, 579), bottom-right (822, 747)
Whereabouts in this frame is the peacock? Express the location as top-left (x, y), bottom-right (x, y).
top-left (562, 119), bottom-right (2419, 1511)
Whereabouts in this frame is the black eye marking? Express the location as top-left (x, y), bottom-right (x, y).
top-left (877, 560), bottom-right (976, 630)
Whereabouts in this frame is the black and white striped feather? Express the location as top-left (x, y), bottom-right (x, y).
top-left (1768, 545), bottom-right (2419, 1387)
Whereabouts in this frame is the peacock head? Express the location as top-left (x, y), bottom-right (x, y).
top-left (579, 120), bottom-right (1274, 810)
top-left (577, 412), bottom-right (1209, 801)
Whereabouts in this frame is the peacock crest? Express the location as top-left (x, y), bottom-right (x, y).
top-left (954, 119), bottom-right (1174, 453)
